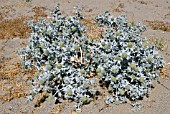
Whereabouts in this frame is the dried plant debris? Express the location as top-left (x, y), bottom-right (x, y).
top-left (18, 5), bottom-right (165, 112)
top-left (32, 6), bottom-right (48, 20)
top-left (147, 37), bottom-right (166, 51)
top-left (50, 104), bottom-right (66, 114)
top-left (82, 19), bottom-right (104, 40)
top-left (113, 3), bottom-right (124, 12)
top-left (34, 92), bottom-right (49, 107)
top-left (145, 20), bottom-right (170, 32)
top-left (0, 6), bottom-right (47, 39)
top-left (0, 56), bottom-right (35, 102)
top-left (0, 57), bottom-right (20, 79)
top-left (0, 16), bottom-right (31, 39)
top-left (85, 9), bottom-right (93, 13)
top-left (160, 63), bottom-right (170, 79)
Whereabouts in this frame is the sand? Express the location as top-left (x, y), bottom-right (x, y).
top-left (0, 0), bottom-right (170, 114)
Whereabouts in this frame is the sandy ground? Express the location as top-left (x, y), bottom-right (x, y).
top-left (0, 0), bottom-right (170, 114)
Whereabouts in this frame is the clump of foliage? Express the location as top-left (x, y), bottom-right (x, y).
top-left (146, 20), bottom-right (170, 32)
top-left (18, 5), bottom-right (164, 112)
top-left (94, 12), bottom-right (164, 104)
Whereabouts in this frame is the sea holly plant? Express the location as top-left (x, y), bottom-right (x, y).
top-left (18, 5), bottom-right (164, 112)
top-left (94, 12), bottom-right (164, 104)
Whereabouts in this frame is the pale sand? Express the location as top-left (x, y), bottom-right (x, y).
top-left (0, 0), bottom-right (170, 114)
